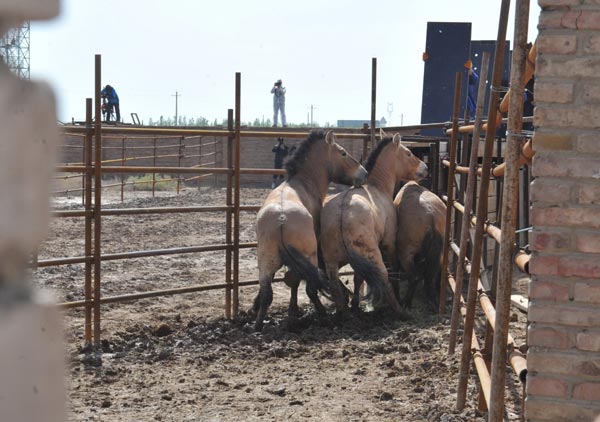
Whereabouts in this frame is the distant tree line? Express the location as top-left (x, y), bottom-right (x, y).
top-left (147, 115), bottom-right (333, 128)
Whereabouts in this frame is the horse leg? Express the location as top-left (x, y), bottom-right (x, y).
top-left (284, 270), bottom-right (302, 320)
top-left (255, 270), bottom-right (274, 332)
top-left (371, 252), bottom-right (407, 318)
top-left (304, 254), bottom-right (326, 316)
top-left (404, 273), bottom-right (419, 309)
top-left (325, 264), bottom-right (347, 315)
top-left (351, 273), bottom-right (364, 313)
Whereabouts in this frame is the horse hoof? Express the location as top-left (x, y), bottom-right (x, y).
top-left (254, 321), bottom-right (264, 332)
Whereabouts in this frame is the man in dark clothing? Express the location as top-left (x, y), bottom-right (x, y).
top-left (271, 137), bottom-right (289, 188)
top-left (101, 84), bottom-right (120, 123)
top-left (465, 59), bottom-right (479, 117)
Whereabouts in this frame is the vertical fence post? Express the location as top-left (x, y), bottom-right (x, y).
top-left (177, 136), bottom-right (183, 194)
top-left (370, 57), bottom-right (377, 148)
top-left (233, 73), bottom-right (241, 318)
top-left (489, 0), bottom-right (529, 419)
top-left (448, 51), bottom-right (491, 354)
top-left (93, 54), bottom-right (102, 348)
top-left (81, 136), bottom-right (85, 206)
top-left (152, 137), bottom-right (157, 197)
top-left (198, 136), bottom-right (202, 191)
top-left (456, 0), bottom-right (510, 410)
top-left (439, 72), bottom-right (462, 315)
top-left (430, 142), bottom-right (439, 194)
top-left (84, 98), bottom-right (93, 345)
top-left (225, 110), bottom-right (233, 318)
top-left (120, 137), bottom-right (125, 202)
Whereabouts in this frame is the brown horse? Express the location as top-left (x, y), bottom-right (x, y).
top-left (254, 130), bottom-right (368, 331)
top-left (320, 135), bottom-right (428, 315)
top-left (393, 181), bottom-right (446, 310)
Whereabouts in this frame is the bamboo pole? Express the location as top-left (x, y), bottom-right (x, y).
top-left (84, 98), bottom-right (93, 345)
top-left (233, 73), bottom-right (241, 318)
top-left (93, 54), bottom-right (102, 347)
top-left (457, 0), bottom-right (511, 410)
top-left (439, 72), bottom-right (462, 314)
top-left (449, 51), bottom-right (491, 354)
top-left (489, 1), bottom-right (529, 419)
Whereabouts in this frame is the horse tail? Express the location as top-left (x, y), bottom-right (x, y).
top-left (346, 251), bottom-right (388, 309)
top-left (280, 244), bottom-right (331, 299)
top-left (418, 224), bottom-right (444, 305)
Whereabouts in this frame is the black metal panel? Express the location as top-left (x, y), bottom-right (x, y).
top-left (469, 40), bottom-right (511, 119)
top-left (420, 22), bottom-right (471, 136)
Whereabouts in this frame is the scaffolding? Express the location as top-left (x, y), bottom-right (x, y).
top-left (0, 21), bottom-right (31, 79)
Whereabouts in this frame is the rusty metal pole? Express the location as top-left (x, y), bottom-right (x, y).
top-left (198, 137), bottom-right (202, 191)
top-left (448, 51), bottom-right (491, 354)
top-left (225, 110), bottom-right (233, 318)
top-left (456, 0), bottom-right (510, 410)
top-left (84, 98), bottom-right (93, 345)
top-left (489, 0), bottom-right (529, 420)
top-left (93, 54), bottom-right (102, 347)
top-left (81, 136), bottom-right (85, 205)
top-left (120, 137), bottom-right (125, 202)
top-left (430, 142), bottom-right (439, 194)
top-left (439, 72), bottom-right (462, 314)
top-left (233, 73), bottom-right (241, 318)
top-left (177, 136), bottom-right (183, 194)
top-left (370, 57), bottom-right (377, 148)
top-left (152, 137), bottom-right (157, 197)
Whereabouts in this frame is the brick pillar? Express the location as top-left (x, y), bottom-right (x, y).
top-left (527, 1), bottom-right (600, 421)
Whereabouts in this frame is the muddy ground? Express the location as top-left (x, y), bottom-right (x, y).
top-left (35, 186), bottom-right (529, 421)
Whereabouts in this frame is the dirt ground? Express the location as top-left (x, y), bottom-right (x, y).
top-left (34, 186), bottom-right (529, 422)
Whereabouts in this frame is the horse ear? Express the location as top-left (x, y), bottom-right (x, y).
top-left (392, 133), bottom-right (402, 145)
top-left (325, 130), bottom-right (337, 145)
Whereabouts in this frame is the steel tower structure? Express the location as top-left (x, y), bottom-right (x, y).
top-left (0, 21), bottom-right (31, 79)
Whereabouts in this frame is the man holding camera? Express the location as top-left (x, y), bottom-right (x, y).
top-left (270, 79), bottom-right (287, 127)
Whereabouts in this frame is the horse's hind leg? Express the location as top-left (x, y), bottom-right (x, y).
top-left (325, 264), bottom-right (347, 314)
top-left (284, 270), bottom-right (302, 319)
top-left (351, 273), bottom-right (364, 313)
top-left (255, 271), bottom-right (274, 332)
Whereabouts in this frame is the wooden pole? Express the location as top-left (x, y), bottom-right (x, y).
top-left (233, 73), bottom-right (241, 318)
top-left (225, 110), bottom-right (233, 319)
top-left (84, 98), bottom-right (93, 345)
top-left (177, 136), bottom-right (183, 194)
top-left (489, 0), bottom-right (529, 420)
top-left (93, 54), bottom-right (102, 347)
top-left (120, 137), bottom-right (125, 202)
top-left (456, 0), bottom-right (511, 410)
top-left (448, 51), bottom-right (491, 354)
top-left (152, 137), bottom-right (157, 197)
top-left (439, 72), bottom-right (462, 314)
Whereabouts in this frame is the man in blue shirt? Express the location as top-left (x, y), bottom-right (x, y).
top-left (101, 84), bottom-right (120, 123)
top-left (465, 60), bottom-right (478, 118)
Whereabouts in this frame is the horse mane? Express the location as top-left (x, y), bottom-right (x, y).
top-left (364, 137), bottom-right (393, 173)
top-left (285, 130), bottom-right (325, 177)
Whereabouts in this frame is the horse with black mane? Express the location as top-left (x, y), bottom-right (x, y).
top-left (253, 130), bottom-right (368, 331)
top-left (320, 134), bottom-right (428, 316)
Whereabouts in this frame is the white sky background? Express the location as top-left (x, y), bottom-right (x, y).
top-left (31, 0), bottom-right (541, 126)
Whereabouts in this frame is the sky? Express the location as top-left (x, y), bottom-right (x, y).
top-left (30, 0), bottom-right (541, 126)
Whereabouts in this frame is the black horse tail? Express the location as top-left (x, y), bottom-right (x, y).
top-left (417, 227), bottom-right (444, 307)
top-left (280, 244), bottom-right (331, 299)
top-left (346, 251), bottom-right (388, 309)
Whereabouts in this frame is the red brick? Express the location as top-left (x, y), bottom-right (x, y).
top-left (527, 348), bottom-right (600, 378)
top-left (574, 281), bottom-right (600, 304)
top-left (578, 10), bottom-right (600, 29)
top-left (531, 154), bottom-right (568, 178)
top-left (579, 184), bottom-right (600, 205)
top-left (528, 324), bottom-right (571, 349)
top-left (576, 231), bottom-right (600, 252)
top-left (527, 376), bottom-right (569, 398)
top-left (525, 397), bottom-right (600, 421)
top-left (531, 231), bottom-right (572, 251)
top-left (559, 255), bottom-right (600, 278)
top-left (537, 56), bottom-right (600, 79)
top-left (529, 280), bottom-right (570, 301)
top-left (573, 382), bottom-right (600, 401)
top-left (576, 331), bottom-right (600, 352)
top-left (531, 207), bottom-right (600, 229)
top-left (536, 105), bottom-right (600, 130)
top-left (539, 0), bottom-right (585, 7)
top-left (538, 10), bottom-right (580, 29)
top-left (532, 132), bottom-right (574, 150)
top-left (583, 34), bottom-right (600, 54)
top-left (577, 134), bottom-right (600, 153)
top-left (537, 34), bottom-right (578, 55)
top-left (529, 302), bottom-right (600, 326)
top-left (529, 254), bottom-right (559, 275)
top-left (530, 178), bottom-right (572, 203)
top-left (582, 84), bottom-right (600, 104)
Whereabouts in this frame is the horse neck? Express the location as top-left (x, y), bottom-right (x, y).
top-left (291, 155), bottom-right (330, 212)
top-left (367, 155), bottom-right (397, 198)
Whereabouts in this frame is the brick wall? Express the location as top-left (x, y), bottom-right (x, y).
top-left (527, 1), bottom-right (600, 420)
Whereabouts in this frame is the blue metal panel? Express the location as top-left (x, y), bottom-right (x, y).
top-left (469, 40), bottom-right (511, 119)
top-left (420, 22), bottom-right (471, 136)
